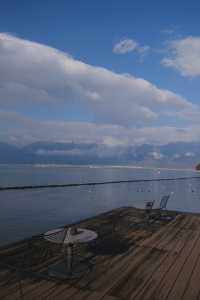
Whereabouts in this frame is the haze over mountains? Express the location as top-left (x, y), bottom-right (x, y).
top-left (0, 141), bottom-right (199, 169)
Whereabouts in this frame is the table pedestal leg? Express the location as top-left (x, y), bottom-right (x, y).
top-left (66, 244), bottom-right (73, 275)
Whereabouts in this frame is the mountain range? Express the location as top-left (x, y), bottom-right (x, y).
top-left (0, 141), bottom-right (199, 169)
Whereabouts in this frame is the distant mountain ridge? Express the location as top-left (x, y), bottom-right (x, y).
top-left (0, 141), bottom-right (199, 168)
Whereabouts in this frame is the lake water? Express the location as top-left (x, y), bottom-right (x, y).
top-left (0, 164), bottom-right (200, 246)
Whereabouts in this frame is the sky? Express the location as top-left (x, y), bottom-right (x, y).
top-left (1, 0), bottom-right (200, 147)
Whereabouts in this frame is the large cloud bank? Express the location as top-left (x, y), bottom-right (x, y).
top-left (0, 33), bottom-right (200, 146)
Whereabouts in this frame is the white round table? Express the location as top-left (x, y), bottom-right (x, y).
top-left (44, 227), bottom-right (98, 278)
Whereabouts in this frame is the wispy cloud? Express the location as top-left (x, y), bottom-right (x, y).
top-left (161, 36), bottom-right (200, 77)
top-left (113, 38), bottom-right (150, 59)
top-left (160, 25), bottom-right (180, 36)
top-left (161, 29), bottom-right (175, 35)
top-left (113, 39), bottom-right (138, 54)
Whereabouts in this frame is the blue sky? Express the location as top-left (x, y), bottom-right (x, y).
top-left (1, 0), bottom-right (200, 147)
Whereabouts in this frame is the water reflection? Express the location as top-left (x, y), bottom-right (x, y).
top-left (0, 165), bottom-right (200, 245)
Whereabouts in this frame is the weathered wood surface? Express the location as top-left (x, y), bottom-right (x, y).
top-left (1, 207), bottom-right (200, 299)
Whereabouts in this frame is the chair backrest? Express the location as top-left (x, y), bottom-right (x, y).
top-left (160, 195), bottom-right (170, 210)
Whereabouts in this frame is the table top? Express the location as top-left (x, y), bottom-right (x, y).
top-left (44, 227), bottom-right (98, 245)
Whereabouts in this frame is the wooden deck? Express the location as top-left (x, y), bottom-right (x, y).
top-left (1, 207), bottom-right (200, 300)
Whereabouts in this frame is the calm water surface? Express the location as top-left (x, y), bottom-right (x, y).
top-left (0, 164), bottom-right (200, 246)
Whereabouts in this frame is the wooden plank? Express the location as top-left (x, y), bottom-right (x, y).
top-left (110, 247), bottom-right (165, 299)
top-left (84, 291), bottom-right (107, 300)
top-left (158, 215), bottom-right (192, 248)
top-left (80, 290), bottom-right (120, 300)
top-left (102, 295), bottom-right (119, 300)
top-left (2, 208), bottom-right (197, 300)
top-left (64, 289), bottom-right (91, 300)
top-left (158, 228), bottom-right (194, 254)
top-left (0, 243), bottom-right (28, 257)
top-left (166, 233), bottom-right (200, 300)
top-left (139, 215), bottom-right (186, 248)
top-left (139, 215), bottom-right (182, 246)
top-left (0, 274), bottom-right (21, 299)
top-left (132, 230), bottom-right (199, 300)
top-left (157, 231), bottom-right (199, 300)
top-left (90, 245), bottom-right (146, 290)
top-left (26, 281), bottom-right (62, 300)
top-left (0, 271), bottom-right (16, 287)
top-left (78, 239), bottom-right (136, 290)
top-left (132, 250), bottom-right (178, 300)
top-left (90, 246), bottom-right (165, 299)
top-left (0, 283), bottom-right (20, 300)
top-left (155, 225), bottom-right (185, 253)
top-left (169, 229), bottom-right (193, 255)
top-left (31, 252), bottom-right (63, 272)
top-left (126, 229), bottom-right (149, 240)
top-left (2, 280), bottom-right (56, 300)
top-left (184, 216), bottom-right (200, 231)
top-left (27, 281), bottom-right (70, 300)
top-left (182, 250), bottom-right (200, 300)
top-left (45, 286), bottom-right (80, 300)
top-left (141, 215), bottom-right (191, 254)
top-left (76, 254), bottom-right (114, 288)
top-left (112, 215), bottom-right (189, 299)
top-left (126, 221), bottom-right (197, 300)
top-left (83, 238), bottom-right (134, 290)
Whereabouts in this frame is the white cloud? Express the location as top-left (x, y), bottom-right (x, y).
top-left (113, 39), bottom-right (138, 54)
top-left (1, 110), bottom-right (200, 147)
top-left (137, 45), bottom-right (150, 54)
top-left (160, 25), bottom-right (179, 36)
top-left (0, 33), bottom-right (200, 147)
top-left (113, 38), bottom-right (150, 58)
top-left (185, 152), bottom-right (195, 157)
top-left (161, 29), bottom-right (175, 35)
top-left (162, 36), bottom-right (200, 77)
top-left (149, 151), bottom-right (164, 160)
top-left (173, 153), bottom-right (181, 159)
top-left (0, 33), bottom-right (199, 128)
